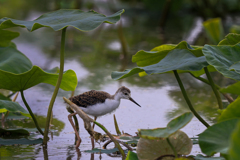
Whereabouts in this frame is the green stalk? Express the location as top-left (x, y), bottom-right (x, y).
top-left (94, 121), bottom-right (126, 159)
top-left (189, 72), bottom-right (220, 89)
top-left (114, 114), bottom-right (121, 135)
top-left (204, 67), bottom-right (223, 109)
top-left (173, 70), bottom-right (210, 128)
top-left (20, 90), bottom-right (44, 135)
top-left (189, 72), bottom-right (234, 103)
top-left (166, 137), bottom-right (177, 158)
top-left (43, 27), bottom-right (67, 145)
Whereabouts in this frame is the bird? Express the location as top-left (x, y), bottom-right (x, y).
top-left (67, 86), bottom-right (141, 148)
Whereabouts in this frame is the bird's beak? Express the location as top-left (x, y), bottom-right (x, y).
top-left (129, 97), bottom-right (141, 107)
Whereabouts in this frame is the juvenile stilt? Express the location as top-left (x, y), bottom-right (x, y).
top-left (67, 86), bottom-right (141, 148)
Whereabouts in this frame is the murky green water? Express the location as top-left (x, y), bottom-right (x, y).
top-left (0, 1), bottom-right (235, 159)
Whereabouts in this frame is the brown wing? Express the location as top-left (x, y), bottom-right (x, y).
top-left (69, 90), bottom-right (111, 108)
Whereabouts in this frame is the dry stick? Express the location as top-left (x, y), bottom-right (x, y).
top-left (189, 72), bottom-right (234, 103)
top-left (63, 97), bottom-right (126, 159)
top-left (173, 70), bottom-right (210, 128)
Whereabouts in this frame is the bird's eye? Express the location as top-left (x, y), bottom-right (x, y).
top-left (124, 93), bottom-right (128, 95)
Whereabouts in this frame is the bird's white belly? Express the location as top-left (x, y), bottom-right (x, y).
top-left (80, 99), bottom-right (120, 117)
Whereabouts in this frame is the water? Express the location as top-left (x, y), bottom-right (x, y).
top-left (0, 2), bottom-right (228, 159)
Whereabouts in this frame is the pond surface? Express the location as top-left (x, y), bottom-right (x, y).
top-left (0, 1), bottom-right (231, 159)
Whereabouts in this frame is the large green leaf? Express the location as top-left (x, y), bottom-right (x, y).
top-left (220, 82), bottom-right (240, 95)
top-left (229, 121), bottom-right (240, 160)
top-left (203, 43), bottom-right (240, 80)
top-left (0, 65), bottom-right (77, 91)
top-left (0, 100), bottom-right (30, 117)
top-left (0, 138), bottom-right (43, 145)
top-left (0, 29), bottom-right (19, 47)
top-left (218, 97), bottom-right (240, 122)
top-left (112, 49), bottom-right (208, 80)
top-left (0, 128), bottom-right (29, 137)
top-left (137, 130), bottom-right (192, 160)
top-left (133, 41), bottom-right (203, 67)
top-left (218, 33), bottom-right (240, 45)
top-left (193, 154), bottom-right (225, 160)
top-left (139, 112), bottom-right (193, 139)
top-left (203, 18), bottom-right (224, 44)
top-left (126, 151), bottom-right (138, 160)
top-left (0, 9), bottom-right (124, 32)
top-left (0, 44), bottom-right (32, 74)
top-left (199, 118), bottom-right (239, 156)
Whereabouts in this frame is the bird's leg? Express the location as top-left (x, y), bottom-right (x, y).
top-left (91, 116), bottom-right (97, 149)
top-left (92, 116), bottom-right (97, 129)
top-left (68, 112), bottom-right (81, 148)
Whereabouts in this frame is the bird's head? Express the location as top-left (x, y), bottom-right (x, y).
top-left (116, 86), bottom-right (141, 107)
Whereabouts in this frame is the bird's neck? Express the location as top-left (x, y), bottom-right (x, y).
top-left (113, 92), bottom-right (121, 101)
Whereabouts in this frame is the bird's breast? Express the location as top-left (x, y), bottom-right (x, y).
top-left (80, 99), bottom-right (120, 117)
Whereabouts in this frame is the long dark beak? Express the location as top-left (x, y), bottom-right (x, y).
top-left (129, 97), bottom-right (141, 107)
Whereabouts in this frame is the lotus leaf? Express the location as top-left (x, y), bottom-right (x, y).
top-left (203, 43), bottom-right (240, 80)
top-left (199, 118), bottom-right (239, 156)
top-left (112, 49), bottom-right (208, 80)
top-left (0, 9), bottom-right (124, 32)
top-left (0, 100), bottom-right (30, 117)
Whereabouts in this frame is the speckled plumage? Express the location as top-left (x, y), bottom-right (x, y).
top-left (69, 90), bottom-right (113, 108)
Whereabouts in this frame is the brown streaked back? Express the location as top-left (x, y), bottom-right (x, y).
top-left (69, 90), bottom-right (112, 108)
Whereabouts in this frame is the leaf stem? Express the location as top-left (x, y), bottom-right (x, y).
top-left (189, 72), bottom-right (234, 103)
top-left (20, 90), bottom-right (44, 135)
top-left (204, 67), bottom-right (223, 109)
top-left (43, 27), bottom-right (67, 145)
top-left (173, 70), bottom-right (210, 128)
top-left (94, 121), bottom-right (126, 159)
top-left (114, 114), bottom-right (121, 135)
top-left (166, 137), bottom-right (178, 158)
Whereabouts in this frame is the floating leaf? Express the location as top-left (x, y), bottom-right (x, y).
top-left (199, 118), bottom-right (239, 156)
top-left (218, 33), bottom-right (240, 45)
top-left (203, 43), bottom-right (240, 80)
top-left (0, 9), bottom-right (124, 32)
top-left (218, 97), bottom-right (240, 122)
top-left (203, 18), bottom-right (224, 44)
top-left (0, 44), bottom-right (32, 74)
top-left (139, 112), bottom-right (193, 139)
top-left (112, 49), bottom-right (208, 80)
top-left (85, 148), bottom-right (119, 154)
top-left (0, 29), bottom-right (19, 47)
top-left (0, 138), bottom-right (43, 145)
top-left (0, 100), bottom-right (30, 117)
top-left (137, 130), bottom-right (192, 160)
top-left (0, 65), bottom-right (77, 91)
top-left (220, 81), bottom-right (240, 95)
top-left (126, 151), bottom-right (138, 160)
top-left (229, 121), bottom-right (240, 160)
top-left (193, 154), bottom-right (225, 160)
top-left (0, 128), bottom-right (29, 137)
